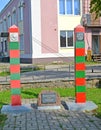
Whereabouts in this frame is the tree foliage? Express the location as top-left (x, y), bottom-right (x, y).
top-left (90, 0), bottom-right (101, 19)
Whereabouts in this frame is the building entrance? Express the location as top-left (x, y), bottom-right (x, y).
top-left (92, 35), bottom-right (99, 54)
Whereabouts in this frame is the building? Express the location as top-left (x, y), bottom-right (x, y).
top-left (0, 0), bottom-right (84, 63)
top-left (83, 0), bottom-right (101, 55)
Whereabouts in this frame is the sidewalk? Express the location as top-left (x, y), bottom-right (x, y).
top-left (2, 99), bottom-right (101, 130)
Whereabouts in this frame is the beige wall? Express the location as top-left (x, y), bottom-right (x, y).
top-left (58, 16), bottom-right (82, 30)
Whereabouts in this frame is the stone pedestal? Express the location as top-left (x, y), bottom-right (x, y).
top-left (37, 90), bottom-right (61, 110)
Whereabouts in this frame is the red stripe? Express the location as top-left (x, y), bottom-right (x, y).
top-left (10, 80), bottom-right (20, 88)
top-left (76, 78), bottom-right (86, 86)
top-left (11, 95), bottom-right (21, 106)
top-left (10, 65), bottom-right (20, 73)
top-left (76, 93), bottom-right (86, 103)
top-left (9, 25), bottom-right (19, 32)
top-left (74, 25), bottom-right (85, 33)
top-left (75, 63), bottom-right (85, 71)
top-left (10, 50), bottom-right (20, 58)
top-left (75, 48), bottom-right (85, 56)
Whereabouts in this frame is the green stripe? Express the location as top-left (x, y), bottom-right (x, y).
top-left (76, 56), bottom-right (85, 63)
top-left (10, 73), bottom-right (20, 80)
top-left (76, 86), bottom-right (86, 92)
top-left (75, 41), bottom-right (85, 48)
top-left (9, 42), bottom-right (19, 50)
top-left (75, 71), bottom-right (85, 78)
top-left (11, 88), bottom-right (21, 95)
top-left (10, 58), bottom-right (20, 64)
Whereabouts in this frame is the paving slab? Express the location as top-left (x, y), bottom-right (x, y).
top-left (1, 104), bottom-right (32, 115)
top-left (38, 105), bottom-right (61, 110)
top-left (2, 109), bottom-right (101, 130)
top-left (66, 101), bottom-right (98, 112)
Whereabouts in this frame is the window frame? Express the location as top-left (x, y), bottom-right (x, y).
top-left (59, 0), bottom-right (80, 15)
top-left (60, 30), bottom-right (74, 48)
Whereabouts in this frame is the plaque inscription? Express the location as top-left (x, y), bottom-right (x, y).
top-left (37, 90), bottom-right (61, 107)
top-left (41, 93), bottom-right (56, 104)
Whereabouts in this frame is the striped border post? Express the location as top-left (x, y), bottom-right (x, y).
top-left (74, 25), bottom-right (86, 103)
top-left (9, 25), bottom-right (21, 106)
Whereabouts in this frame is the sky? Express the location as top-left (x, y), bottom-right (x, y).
top-left (0, 0), bottom-right (10, 12)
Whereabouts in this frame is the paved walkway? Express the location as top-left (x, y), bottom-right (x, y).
top-left (3, 110), bottom-right (101, 130)
top-left (2, 99), bottom-right (101, 130)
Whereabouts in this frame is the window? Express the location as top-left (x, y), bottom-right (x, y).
top-left (60, 30), bottom-right (74, 47)
top-left (20, 34), bottom-right (24, 53)
top-left (59, 0), bottom-right (65, 14)
top-left (60, 31), bottom-right (66, 47)
top-left (66, 0), bottom-right (72, 14)
top-left (12, 10), bottom-right (16, 25)
top-left (74, 0), bottom-right (80, 15)
top-left (4, 40), bottom-right (7, 52)
top-left (3, 19), bottom-right (7, 31)
top-left (0, 22), bottom-right (3, 32)
top-left (1, 42), bottom-right (3, 53)
top-left (8, 15), bottom-right (11, 27)
top-left (18, 6), bottom-right (23, 21)
top-left (67, 31), bottom-right (73, 46)
top-left (59, 0), bottom-right (80, 15)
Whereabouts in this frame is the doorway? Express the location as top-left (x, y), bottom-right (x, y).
top-left (92, 35), bottom-right (100, 54)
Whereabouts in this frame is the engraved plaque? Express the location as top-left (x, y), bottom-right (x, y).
top-left (41, 92), bottom-right (56, 104)
top-left (10, 33), bottom-right (19, 42)
top-left (76, 32), bottom-right (84, 41)
top-left (37, 90), bottom-right (61, 107)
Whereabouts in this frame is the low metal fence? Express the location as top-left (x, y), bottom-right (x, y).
top-left (0, 64), bottom-right (101, 83)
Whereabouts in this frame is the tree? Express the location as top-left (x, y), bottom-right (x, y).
top-left (90, 0), bottom-right (101, 19)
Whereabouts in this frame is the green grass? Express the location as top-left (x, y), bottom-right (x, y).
top-left (0, 71), bottom-right (10, 76)
top-left (0, 114), bottom-right (7, 127)
top-left (85, 60), bottom-right (101, 65)
top-left (20, 66), bottom-right (43, 73)
top-left (86, 88), bottom-right (101, 118)
top-left (0, 87), bottom-right (101, 126)
top-left (21, 87), bottom-right (75, 99)
top-left (0, 90), bottom-right (11, 109)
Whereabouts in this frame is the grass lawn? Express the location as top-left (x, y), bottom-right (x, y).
top-left (85, 61), bottom-right (101, 65)
top-left (0, 114), bottom-right (7, 127)
top-left (0, 71), bottom-right (10, 76)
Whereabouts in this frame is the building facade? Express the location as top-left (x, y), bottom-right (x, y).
top-left (0, 0), bottom-right (88, 63)
top-left (83, 0), bottom-right (101, 55)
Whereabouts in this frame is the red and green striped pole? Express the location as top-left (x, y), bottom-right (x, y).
top-left (9, 25), bottom-right (21, 106)
top-left (74, 25), bottom-right (86, 103)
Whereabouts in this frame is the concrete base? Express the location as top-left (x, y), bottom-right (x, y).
top-left (66, 101), bottom-right (98, 112)
top-left (38, 106), bottom-right (61, 110)
top-left (1, 104), bottom-right (32, 115)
